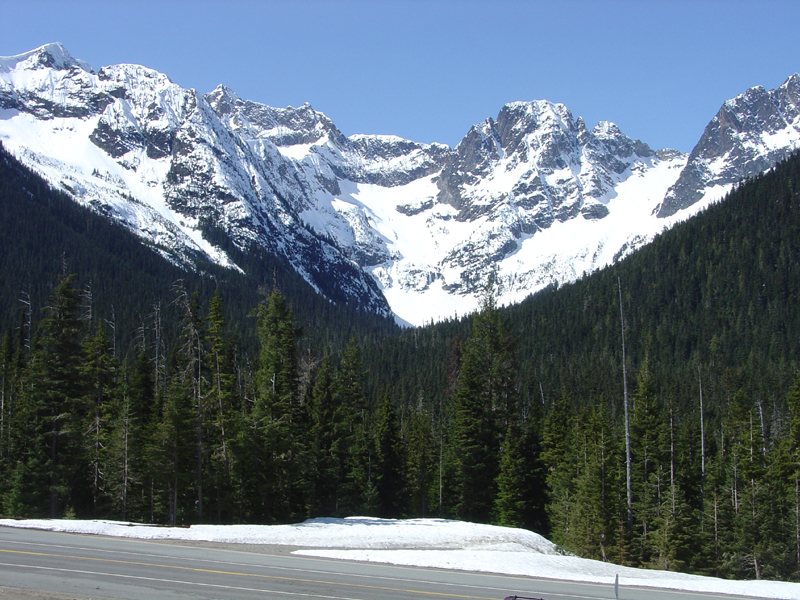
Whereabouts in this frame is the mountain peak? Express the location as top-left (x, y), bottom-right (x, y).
top-left (657, 74), bottom-right (800, 218)
top-left (782, 72), bottom-right (800, 90)
top-left (205, 84), bottom-right (240, 116)
top-left (0, 42), bottom-right (92, 73)
top-left (2, 43), bottom-right (799, 325)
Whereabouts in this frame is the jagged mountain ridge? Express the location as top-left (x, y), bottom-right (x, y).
top-left (1, 43), bottom-right (799, 325)
top-left (657, 74), bottom-right (800, 217)
top-left (0, 43), bottom-right (391, 317)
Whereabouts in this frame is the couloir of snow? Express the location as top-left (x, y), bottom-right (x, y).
top-left (1, 517), bottom-right (797, 599)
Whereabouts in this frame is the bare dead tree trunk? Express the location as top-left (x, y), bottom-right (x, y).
top-left (699, 367), bottom-right (705, 518)
top-left (122, 397), bottom-right (129, 521)
top-left (757, 400), bottom-right (767, 458)
top-left (670, 408), bottom-right (676, 515)
top-left (618, 278), bottom-right (632, 530)
top-left (1, 368), bottom-right (5, 452)
top-left (19, 291), bottom-right (31, 353)
top-left (796, 473), bottom-right (800, 572)
top-left (106, 305), bottom-right (116, 360)
top-left (193, 322), bottom-right (203, 522)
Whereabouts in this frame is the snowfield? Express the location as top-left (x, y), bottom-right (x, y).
top-left (1, 517), bottom-right (798, 599)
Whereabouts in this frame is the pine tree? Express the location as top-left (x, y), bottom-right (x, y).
top-left (335, 338), bottom-right (373, 516)
top-left (28, 274), bottom-right (86, 517)
top-left (253, 289), bottom-right (306, 522)
top-left (124, 350), bottom-right (156, 521)
top-left (0, 320), bottom-right (36, 517)
top-left (405, 401), bottom-right (435, 517)
top-left (450, 280), bottom-right (517, 522)
top-left (309, 354), bottom-right (341, 517)
top-left (0, 328), bottom-right (12, 465)
top-left (494, 422), bottom-right (527, 527)
top-left (149, 349), bottom-right (193, 526)
top-left (570, 405), bottom-right (617, 561)
top-left (541, 391), bottom-right (576, 549)
top-left (630, 358), bottom-right (667, 564)
top-left (174, 284), bottom-right (206, 521)
top-left (103, 374), bottom-right (137, 520)
top-left (205, 290), bottom-right (238, 522)
top-left (373, 391), bottom-right (406, 518)
top-left (79, 322), bottom-right (118, 516)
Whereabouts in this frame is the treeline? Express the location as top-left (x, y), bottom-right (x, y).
top-left (0, 276), bottom-right (404, 525)
top-left (3, 268), bottom-right (800, 582)
top-left (1, 272), bottom-right (542, 535)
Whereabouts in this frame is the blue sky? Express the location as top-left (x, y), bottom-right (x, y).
top-left (2, 0), bottom-right (799, 152)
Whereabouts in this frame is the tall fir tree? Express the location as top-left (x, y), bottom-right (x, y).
top-left (79, 322), bottom-right (118, 517)
top-left (494, 421), bottom-right (527, 527)
top-left (450, 280), bottom-right (517, 523)
top-left (308, 354), bottom-right (342, 516)
top-left (28, 274), bottom-right (86, 517)
top-left (253, 289), bottom-right (306, 522)
top-left (373, 391), bottom-right (406, 518)
top-left (335, 338), bottom-right (375, 516)
top-left (205, 289), bottom-right (239, 522)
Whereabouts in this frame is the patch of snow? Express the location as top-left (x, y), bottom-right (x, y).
top-left (276, 141), bottom-right (318, 160)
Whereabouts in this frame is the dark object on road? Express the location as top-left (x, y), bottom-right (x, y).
top-left (503, 596), bottom-right (544, 600)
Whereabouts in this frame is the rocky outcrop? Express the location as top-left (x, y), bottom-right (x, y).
top-left (657, 74), bottom-right (800, 217)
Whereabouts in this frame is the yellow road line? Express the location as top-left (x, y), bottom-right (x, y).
top-left (0, 548), bottom-right (497, 599)
top-left (1, 561), bottom-right (369, 600)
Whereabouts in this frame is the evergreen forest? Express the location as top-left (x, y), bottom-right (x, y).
top-left (3, 140), bottom-right (800, 582)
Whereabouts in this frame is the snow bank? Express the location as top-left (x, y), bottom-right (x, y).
top-left (1, 517), bottom-right (798, 599)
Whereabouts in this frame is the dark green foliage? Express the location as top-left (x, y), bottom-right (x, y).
top-left (205, 290), bottom-right (238, 523)
top-left (450, 282), bottom-right (517, 522)
top-left (335, 339), bottom-right (374, 516)
top-left (150, 347), bottom-right (194, 526)
top-left (80, 322), bottom-right (118, 517)
top-left (494, 422), bottom-right (527, 527)
top-left (373, 392), bottom-right (407, 518)
top-left (251, 289), bottom-right (308, 522)
top-left (308, 354), bottom-right (341, 516)
top-left (28, 275), bottom-right (87, 517)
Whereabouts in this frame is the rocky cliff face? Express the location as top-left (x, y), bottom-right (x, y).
top-left (2, 44), bottom-right (798, 325)
top-left (657, 74), bottom-right (800, 217)
top-left (429, 100), bottom-right (669, 295)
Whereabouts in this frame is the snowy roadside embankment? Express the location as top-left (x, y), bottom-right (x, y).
top-left (1, 517), bottom-right (798, 599)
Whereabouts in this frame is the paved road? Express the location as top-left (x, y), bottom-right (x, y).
top-left (0, 526), bottom-right (762, 600)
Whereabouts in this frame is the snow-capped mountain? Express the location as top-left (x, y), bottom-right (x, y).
top-left (657, 73), bottom-right (800, 217)
top-left (0, 43), bottom-right (391, 317)
top-left (2, 44), bottom-right (799, 326)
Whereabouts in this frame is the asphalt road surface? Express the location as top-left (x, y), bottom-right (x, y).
top-left (0, 526), bottom-right (765, 600)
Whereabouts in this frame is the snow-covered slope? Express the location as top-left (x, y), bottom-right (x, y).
top-left (0, 43), bottom-right (391, 317)
top-left (204, 87), bottom-right (693, 324)
top-left (2, 44), bottom-right (798, 325)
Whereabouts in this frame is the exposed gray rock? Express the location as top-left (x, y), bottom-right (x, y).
top-left (658, 74), bottom-right (800, 217)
